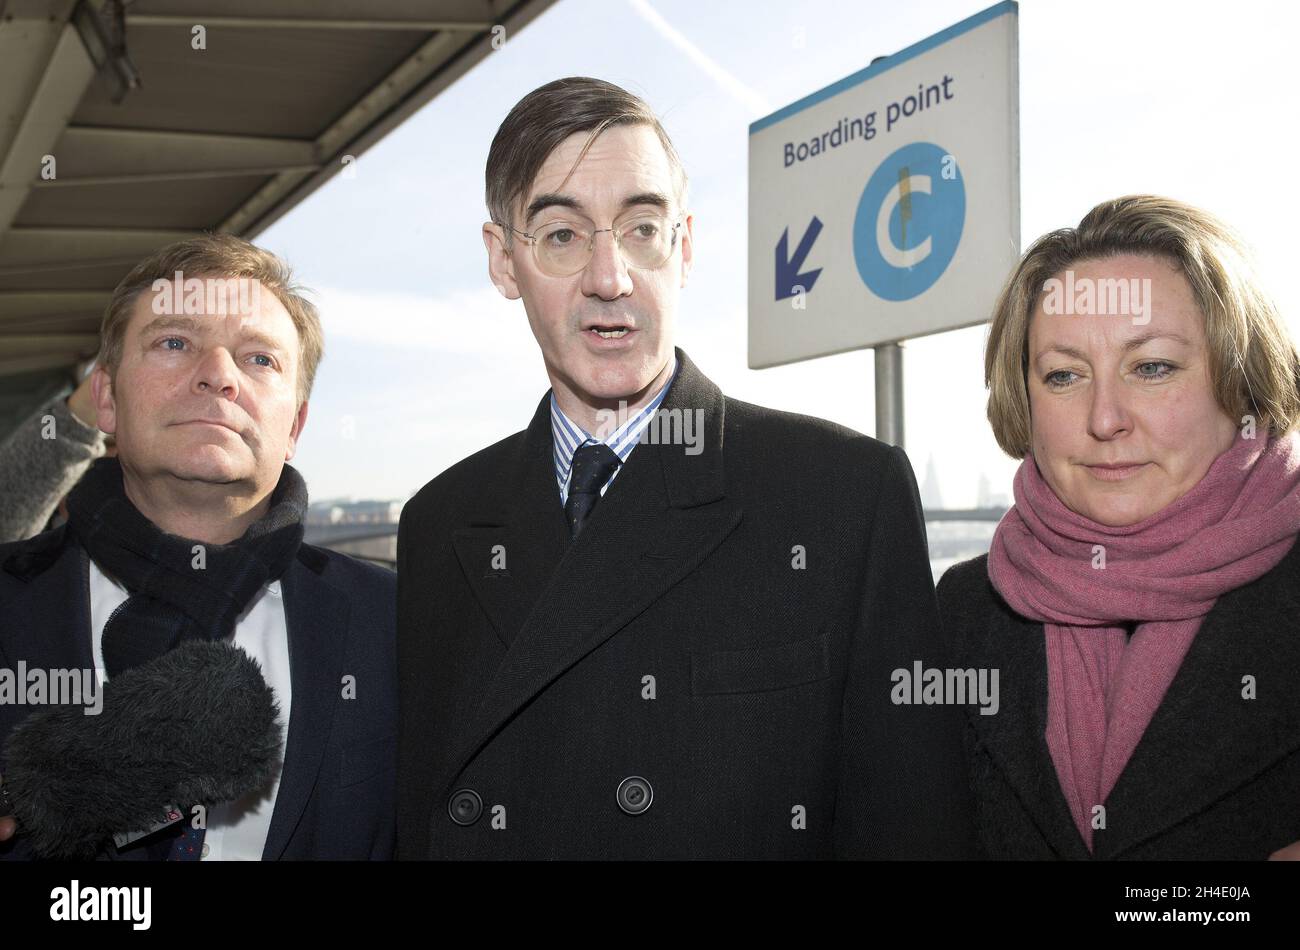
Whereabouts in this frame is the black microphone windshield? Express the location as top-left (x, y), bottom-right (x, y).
top-left (2, 639), bottom-right (281, 859)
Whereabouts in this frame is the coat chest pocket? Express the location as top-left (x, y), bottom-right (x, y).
top-left (339, 733), bottom-right (396, 788)
top-left (690, 632), bottom-right (832, 696)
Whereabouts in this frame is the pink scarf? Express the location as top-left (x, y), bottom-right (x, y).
top-left (987, 430), bottom-right (1300, 850)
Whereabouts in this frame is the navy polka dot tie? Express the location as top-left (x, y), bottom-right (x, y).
top-left (166, 819), bottom-right (206, 861)
top-left (565, 443), bottom-right (622, 539)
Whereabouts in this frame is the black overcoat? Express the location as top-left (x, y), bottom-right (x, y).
top-left (397, 348), bottom-right (975, 859)
top-left (937, 549), bottom-right (1300, 859)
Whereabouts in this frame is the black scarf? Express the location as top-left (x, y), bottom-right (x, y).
top-left (65, 458), bottom-right (308, 678)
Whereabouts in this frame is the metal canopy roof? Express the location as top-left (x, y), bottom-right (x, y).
top-left (0, 0), bottom-right (556, 431)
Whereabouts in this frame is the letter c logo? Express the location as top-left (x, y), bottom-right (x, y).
top-left (853, 142), bottom-right (964, 301)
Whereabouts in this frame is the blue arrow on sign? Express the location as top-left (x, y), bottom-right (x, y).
top-left (775, 216), bottom-right (823, 301)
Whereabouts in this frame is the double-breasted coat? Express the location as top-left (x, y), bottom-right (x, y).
top-left (396, 348), bottom-right (975, 859)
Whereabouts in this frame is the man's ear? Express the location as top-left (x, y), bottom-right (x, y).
top-left (679, 212), bottom-right (694, 288)
top-left (483, 222), bottom-right (522, 300)
top-left (89, 364), bottom-right (117, 435)
top-left (285, 399), bottom-right (309, 461)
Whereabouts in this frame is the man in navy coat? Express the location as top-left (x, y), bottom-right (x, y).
top-left (0, 234), bottom-right (395, 860)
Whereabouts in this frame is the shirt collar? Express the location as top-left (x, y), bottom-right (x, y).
top-left (550, 356), bottom-right (679, 490)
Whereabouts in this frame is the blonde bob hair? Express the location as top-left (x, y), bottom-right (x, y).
top-left (985, 195), bottom-right (1300, 458)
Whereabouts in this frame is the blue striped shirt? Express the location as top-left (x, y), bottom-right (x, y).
top-left (551, 358), bottom-right (679, 505)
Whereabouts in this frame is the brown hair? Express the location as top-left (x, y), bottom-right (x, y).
top-left (985, 195), bottom-right (1300, 457)
top-left (98, 233), bottom-right (324, 404)
top-left (485, 77), bottom-right (688, 246)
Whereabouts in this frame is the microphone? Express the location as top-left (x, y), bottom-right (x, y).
top-left (1, 639), bottom-right (282, 859)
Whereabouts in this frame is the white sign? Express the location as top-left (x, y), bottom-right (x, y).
top-left (748, 1), bottom-right (1020, 368)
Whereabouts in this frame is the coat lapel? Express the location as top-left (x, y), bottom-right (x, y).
top-left (963, 596), bottom-right (1091, 859)
top-left (1096, 540), bottom-right (1300, 858)
top-left (0, 527), bottom-right (95, 677)
top-left (261, 546), bottom-right (348, 860)
top-left (435, 349), bottom-right (743, 800)
top-left (3, 533), bottom-right (347, 861)
top-left (451, 395), bottom-right (571, 649)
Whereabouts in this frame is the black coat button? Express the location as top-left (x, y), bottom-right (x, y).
top-left (616, 776), bottom-right (653, 815)
top-left (448, 788), bottom-right (483, 825)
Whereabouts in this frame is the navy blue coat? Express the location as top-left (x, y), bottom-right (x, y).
top-left (0, 525), bottom-right (397, 860)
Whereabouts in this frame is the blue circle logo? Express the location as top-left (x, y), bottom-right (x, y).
top-left (853, 142), bottom-right (965, 301)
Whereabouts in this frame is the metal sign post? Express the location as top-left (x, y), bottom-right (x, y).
top-left (874, 340), bottom-right (904, 448)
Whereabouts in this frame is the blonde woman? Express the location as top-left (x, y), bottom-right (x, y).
top-left (938, 196), bottom-right (1300, 859)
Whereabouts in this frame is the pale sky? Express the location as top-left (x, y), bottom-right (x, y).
top-left (257, 0), bottom-right (1300, 505)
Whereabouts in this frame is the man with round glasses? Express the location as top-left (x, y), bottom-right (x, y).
top-left (504, 212), bottom-right (684, 278)
top-left (396, 76), bottom-right (974, 860)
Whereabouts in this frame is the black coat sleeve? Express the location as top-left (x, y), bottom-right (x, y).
top-left (832, 443), bottom-right (979, 859)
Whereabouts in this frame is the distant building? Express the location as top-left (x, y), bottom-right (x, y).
top-left (920, 453), bottom-right (944, 510)
top-left (306, 499), bottom-right (403, 526)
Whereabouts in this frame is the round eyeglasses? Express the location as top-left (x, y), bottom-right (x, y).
top-left (502, 213), bottom-right (683, 278)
